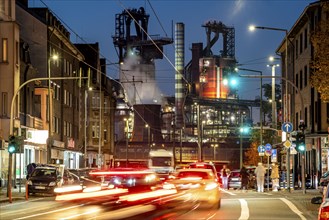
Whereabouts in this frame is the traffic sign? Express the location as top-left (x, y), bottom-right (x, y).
top-left (265, 143), bottom-right (272, 151)
top-left (282, 122), bottom-right (293, 133)
top-left (265, 151), bottom-right (271, 156)
top-left (271, 149), bottom-right (277, 162)
top-left (283, 140), bottom-right (292, 148)
top-left (258, 145), bottom-right (265, 153)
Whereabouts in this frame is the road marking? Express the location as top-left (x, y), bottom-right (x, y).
top-left (280, 198), bottom-right (307, 220)
top-left (13, 204), bottom-right (86, 220)
top-left (238, 199), bottom-right (249, 220)
top-left (221, 189), bottom-right (236, 195)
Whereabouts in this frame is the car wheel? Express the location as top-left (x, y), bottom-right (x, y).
top-left (217, 199), bottom-right (221, 209)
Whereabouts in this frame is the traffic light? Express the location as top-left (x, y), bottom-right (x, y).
top-left (296, 132), bottom-right (306, 152)
top-left (8, 135), bottom-right (18, 154)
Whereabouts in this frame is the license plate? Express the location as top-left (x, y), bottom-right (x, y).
top-left (35, 186), bottom-right (45, 189)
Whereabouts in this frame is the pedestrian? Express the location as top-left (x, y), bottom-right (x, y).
top-left (271, 163), bottom-right (280, 191)
top-left (240, 165), bottom-right (249, 191)
top-left (221, 164), bottom-right (231, 189)
top-left (254, 162), bottom-right (266, 192)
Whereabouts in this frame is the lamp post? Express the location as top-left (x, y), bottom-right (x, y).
top-left (145, 124), bottom-right (150, 150)
top-left (211, 144), bottom-right (218, 161)
top-left (249, 25), bottom-right (292, 192)
top-left (267, 61), bottom-right (280, 130)
top-left (236, 68), bottom-right (263, 149)
top-left (47, 54), bottom-right (58, 164)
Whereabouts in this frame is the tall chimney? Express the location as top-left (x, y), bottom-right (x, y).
top-left (175, 23), bottom-right (184, 129)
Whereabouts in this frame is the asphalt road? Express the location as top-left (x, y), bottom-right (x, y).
top-left (0, 188), bottom-right (320, 220)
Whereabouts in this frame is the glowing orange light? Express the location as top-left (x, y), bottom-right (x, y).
top-left (180, 177), bottom-right (202, 181)
top-left (55, 188), bottom-right (128, 201)
top-left (119, 189), bottom-right (177, 202)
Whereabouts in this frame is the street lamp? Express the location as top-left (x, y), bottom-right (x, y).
top-left (267, 60), bottom-right (280, 130)
top-left (145, 124), bottom-right (150, 150)
top-left (249, 25), bottom-right (292, 192)
top-left (47, 54), bottom-right (58, 164)
top-left (235, 68), bottom-right (263, 148)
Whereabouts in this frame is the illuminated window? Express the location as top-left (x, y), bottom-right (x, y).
top-left (2, 38), bottom-right (8, 62)
top-left (2, 92), bottom-right (8, 116)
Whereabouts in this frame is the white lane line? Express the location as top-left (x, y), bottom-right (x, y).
top-left (221, 189), bottom-right (236, 195)
top-left (238, 199), bottom-right (249, 220)
top-left (13, 204), bottom-right (86, 220)
top-left (280, 198), bottom-right (307, 220)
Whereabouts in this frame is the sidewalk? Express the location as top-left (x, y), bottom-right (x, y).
top-left (0, 185), bottom-right (28, 203)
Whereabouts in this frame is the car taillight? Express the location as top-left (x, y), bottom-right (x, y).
top-left (319, 206), bottom-right (329, 220)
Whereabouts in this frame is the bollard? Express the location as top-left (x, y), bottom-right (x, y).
top-left (25, 181), bottom-right (28, 200)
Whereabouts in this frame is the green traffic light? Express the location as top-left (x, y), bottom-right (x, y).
top-left (8, 144), bottom-right (16, 154)
top-left (298, 144), bottom-right (305, 152)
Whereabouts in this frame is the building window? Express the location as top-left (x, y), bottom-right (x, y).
top-left (1, 38), bottom-right (8, 62)
top-left (104, 129), bottom-right (108, 142)
top-left (92, 125), bottom-right (99, 138)
top-left (295, 39), bottom-right (299, 59)
top-left (300, 70), bottom-right (303, 90)
top-left (305, 107), bottom-right (308, 127)
top-left (304, 28), bottom-right (308, 49)
top-left (295, 73), bottom-right (299, 93)
top-left (2, 92), bottom-right (8, 116)
top-left (53, 116), bottom-right (59, 134)
top-left (304, 65), bottom-right (308, 87)
top-left (299, 34), bottom-right (303, 54)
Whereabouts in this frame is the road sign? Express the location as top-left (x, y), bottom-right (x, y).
top-left (282, 122), bottom-right (293, 133)
top-left (265, 143), bottom-right (272, 151)
top-left (283, 140), bottom-right (292, 148)
top-left (290, 146), bottom-right (297, 155)
top-left (258, 145), bottom-right (265, 153)
top-left (271, 149), bottom-right (277, 162)
top-left (265, 151), bottom-right (271, 156)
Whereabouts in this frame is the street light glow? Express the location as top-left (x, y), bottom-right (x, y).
top-left (249, 25), bottom-right (256, 31)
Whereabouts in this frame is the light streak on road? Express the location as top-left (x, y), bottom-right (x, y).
top-left (55, 188), bottom-right (128, 201)
top-left (118, 189), bottom-right (177, 202)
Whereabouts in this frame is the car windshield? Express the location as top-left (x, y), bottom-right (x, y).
top-left (151, 157), bottom-right (172, 166)
top-left (31, 169), bottom-right (57, 177)
top-left (177, 171), bottom-right (211, 179)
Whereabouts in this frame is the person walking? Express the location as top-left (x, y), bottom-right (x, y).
top-left (221, 165), bottom-right (231, 190)
top-left (254, 162), bottom-right (266, 192)
top-left (271, 163), bottom-right (280, 191)
top-left (240, 165), bottom-right (249, 192)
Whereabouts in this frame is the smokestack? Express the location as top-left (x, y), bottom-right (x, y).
top-left (175, 23), bottom-right (184, 129)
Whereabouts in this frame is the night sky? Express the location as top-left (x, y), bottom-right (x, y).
top-left (27, 0), bottom-right (315, 100)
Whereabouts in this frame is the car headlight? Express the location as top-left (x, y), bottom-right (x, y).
top-left (205, 182), bottom-right (218, 191)
top-left (27, 180), bottom-right (32, 185)
top-left (49, 181), bottom-right (57, 187)
top-left (145, 174), bottom-right (156, 182)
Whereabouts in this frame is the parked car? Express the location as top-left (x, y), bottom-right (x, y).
top-left (319, 171), bottom-right (329, 193)
top-left (228, 169), bottom-right (241, 190)
top-left (311, 182), bottom-right (329, 220)
top-left (163, 168), bottom-right (221, 209)
top-left (27, 165), bottom-right (82, 195)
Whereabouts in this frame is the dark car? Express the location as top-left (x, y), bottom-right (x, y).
top-left (68, 168), bottom-right (101, 188)
top-left (27, 165), bottom-right (82, 195)
top-left (228, 169), bottom-right (241, 190)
